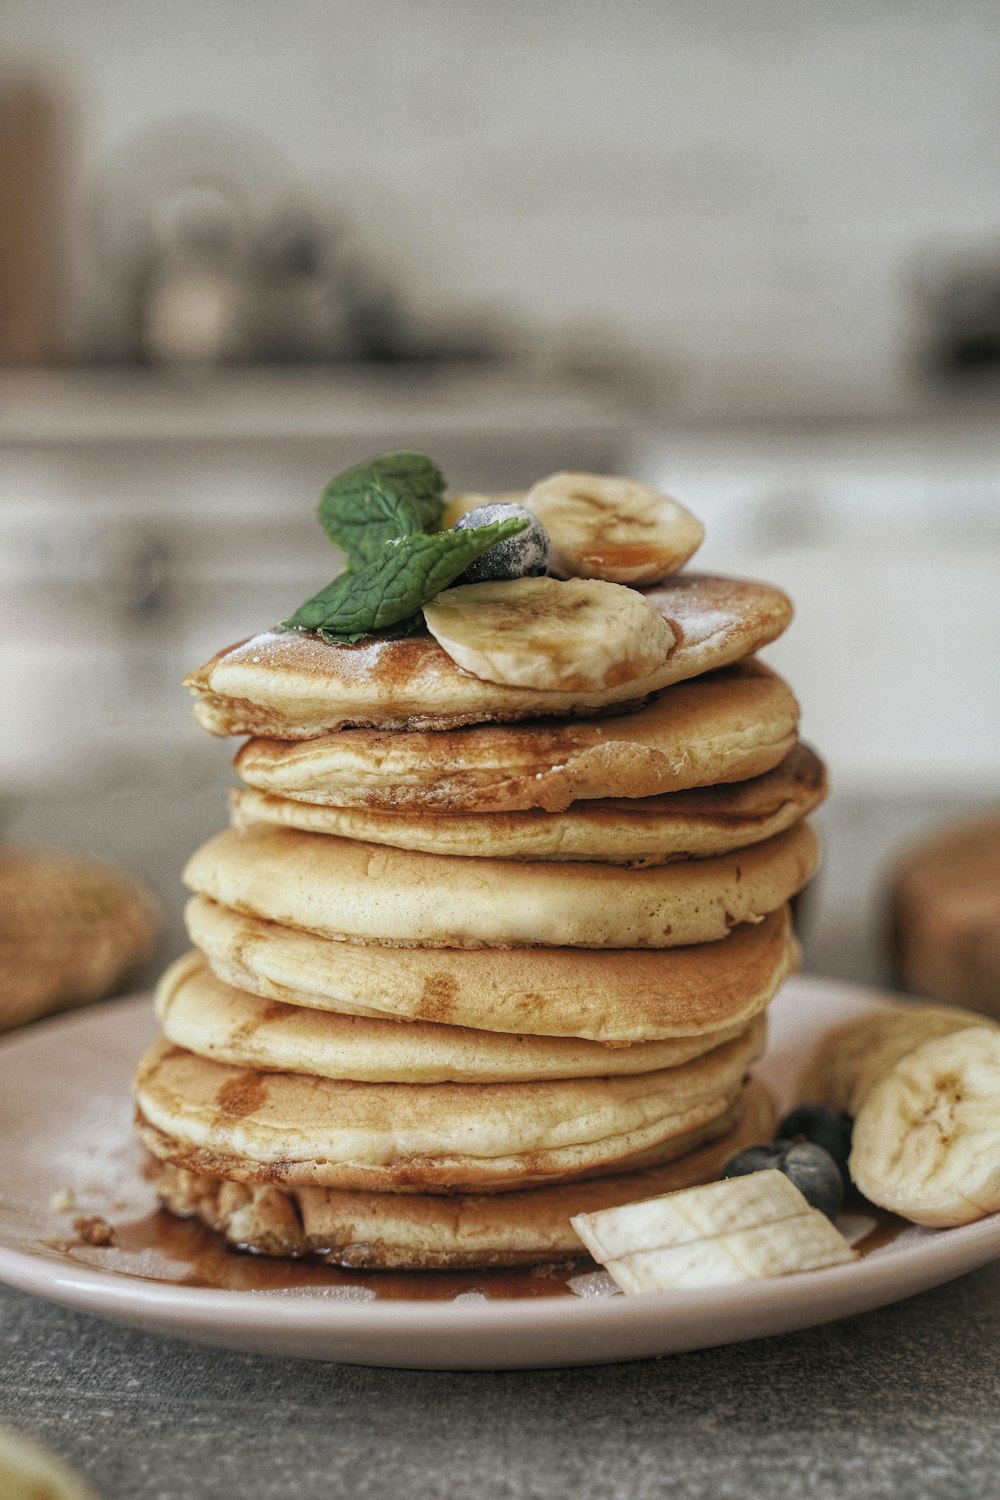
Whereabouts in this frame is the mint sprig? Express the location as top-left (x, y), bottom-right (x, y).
top-left (317, 451), bottom-right (446, 566)
top-left (281, 516), bottom-right (528, 643)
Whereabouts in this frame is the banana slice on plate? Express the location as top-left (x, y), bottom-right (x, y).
top-left (422, 576), bottom-right (675, 691)
top-left (850, 1025), bottom-right (1000, 1227)
top-left (799, 1004), bottom-right (992, 1116)
top-left (522, 472), bottom-right (704, 584)
top-left (571, 1169), bottom-right (855, 1293)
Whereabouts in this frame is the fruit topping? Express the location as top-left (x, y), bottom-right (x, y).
top-left (723, 1140), bottom-right (844, 1222)
top-left (777, 1103), bottom-right (854, 1187)
top-left (849, 1024), bottom-right (1000, 1227)
top-left (571, 1168), bottom-right (855, 1293)
top-left (422, 576), bottom-right (675, 691)
top-left (523, 471), bottom-right (704, 585)
top-left (452, 502), bottom-right (552, 583)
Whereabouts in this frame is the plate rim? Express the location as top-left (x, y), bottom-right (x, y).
top-left (1, 975), bottom-right (998, 1359)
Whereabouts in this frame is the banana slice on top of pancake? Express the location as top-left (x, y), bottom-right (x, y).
top-left (422, 576), bottom-right (675, 691)
top-left (523, 471), bottom-right (704, 584)
top-left (444, 475), bottom-right (703, 586)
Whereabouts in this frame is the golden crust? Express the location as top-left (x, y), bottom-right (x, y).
top-left (133, 1016), bottom-right (765, 1193)
top-left (186, 898), bottom-right (798, 1042)
top-left (231, 742), bottom-right (826, 863)
top-left (187, 574), bottom-right (793, 737)
top-left (156, 950), bottom-right (753, 1082)
top-left (151, 1078), bottom-right (776, 1267)
top-left (232, 660), bottom-right (800, 814)
top-left (182, 820), bottom-right (819, 949)
top-left (0, 846), bottom-right (159, 1032)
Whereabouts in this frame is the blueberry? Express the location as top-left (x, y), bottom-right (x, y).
top-left (723, 1140), bottom-right (844, 1221)
top-left (452, 502), bottom-right (551, 584)
top-left (777, 1103), bottom-right (853, 1185)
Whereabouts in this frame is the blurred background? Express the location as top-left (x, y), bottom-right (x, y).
top-left (2, 0), bottom-right (999, 988)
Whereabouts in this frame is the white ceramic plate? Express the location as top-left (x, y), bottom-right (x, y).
top-left (0, 975), bottom-right (997, 1369)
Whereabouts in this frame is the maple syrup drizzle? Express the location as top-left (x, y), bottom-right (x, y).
top-left (45, 1197), bottom-right (909, 1303)
top-left (50, 1208), bottom-right (581, 1300)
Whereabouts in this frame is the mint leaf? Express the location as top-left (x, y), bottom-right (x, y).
top-left (281, 516), bottom-right (528, 638)
top-left (317, 451), bottom-right (446, 564)
top-left (317, 614), bottom-right (424, 646)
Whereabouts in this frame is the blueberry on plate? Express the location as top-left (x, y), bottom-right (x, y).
top-left (777, 1103), bottom-right (853, 1185)
top-left (452, 502), bottom-right (551, 583)
top-left (723, 1140), bottom-right (844, 1222)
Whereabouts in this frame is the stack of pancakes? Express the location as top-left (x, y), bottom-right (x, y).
top-left (135, 572), bottom-right (826, 1269)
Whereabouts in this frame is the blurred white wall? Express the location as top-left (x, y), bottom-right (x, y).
top-left (6, 0), bottom-right (1000, 419)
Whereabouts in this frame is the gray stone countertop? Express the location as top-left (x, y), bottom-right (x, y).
top-left (2, 1262), bottom-right (999, 1500)
top-left (2, 781), bottom-right (999, 1498)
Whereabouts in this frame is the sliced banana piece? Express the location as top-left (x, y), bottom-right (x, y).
top-left (850, 1025), bottom-right (1000, 1227)
top-left (0, 1424), bottom-right (100, 1500)
top-left (522, 471), bottom-right (704, 584)
top-left (571, 1169), bottom-right (855, 1293)
top-left (422, 576), bottom-right (675, 692)
top-left (799, 1004), bottom-right (993, 1116)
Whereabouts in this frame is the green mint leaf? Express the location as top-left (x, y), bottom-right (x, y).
top-left (281, 516), bottom-right (528, 638)
top-left (317, 614), bottom-right (424, 646)
top-left (317, 451), bottom-right (446, 564)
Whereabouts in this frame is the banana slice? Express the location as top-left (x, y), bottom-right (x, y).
top-left (0, 1424), bottom-right (100, 1500)
top-left (850, 1025), bottom-right (1000, 1227)
top-left (522, 472), bottom-right (704, 584)
top-left (422, 576), bottom-right (675, 692)
top-left (799, 1004), bottom-right (993, 1116)
top-left (571, 1169), bottom-right (855, 1293)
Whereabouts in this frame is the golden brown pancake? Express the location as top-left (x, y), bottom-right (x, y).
top-left (231, 742), bottom-right (826, 864)
top-left (183, 820), bottom-right (818, 949)
top-left (186, 897), bottom-right (798, 1042)
top-left (151, 1078), bottom-right (776, 1266)
top-left (135, 1015), bottom-right (764, 1193)
top-left (233, 659), bottom-right (799, 814)
top-left (0, 846), bottom-right (159, 1033)
top-left (889, 812), bottom-right (1000, 1018)
top-left (157, 950), bottom-right (753, 1082)
top-left (187, 573), bottom-right (792, 736)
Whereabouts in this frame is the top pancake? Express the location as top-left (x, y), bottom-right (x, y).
top-left (234, 659), bottom-right (798, 814)
top-left (186, 573), bottom-right (792, 736)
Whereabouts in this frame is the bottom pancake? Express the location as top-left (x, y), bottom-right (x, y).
top-left (151, 1079), bottom-right (775, 1268)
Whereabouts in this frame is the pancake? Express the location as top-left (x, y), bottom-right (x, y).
top-left (183, 820), bottom-right (818, 950)
top-left (889, 812), bottom-right (1000, 1017)
top-left (187, 573), bottom-right (792, 736)
top-left (0, 846), bottom-right (159, 1033)
top-left (134, 1015), bottom-right (765, 1193)
top-left (186, 897), bottom-right (798, 1041)
top-left (233, 659), bottom-right (800, 814)
top-left (158, 950), bottom-right (753, 1082)
top-left (232, 742), bottom-right (826, 864)
top-left (151, 1078), bottom-right (776, 1266)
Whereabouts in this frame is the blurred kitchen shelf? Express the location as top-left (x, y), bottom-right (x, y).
top-left (0, 365), bottom-right (637, 449)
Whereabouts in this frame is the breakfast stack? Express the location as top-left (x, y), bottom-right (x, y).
top-left (133, 463), bottom-right (826, 1269)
